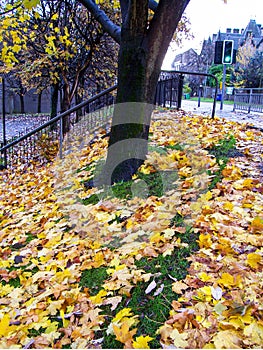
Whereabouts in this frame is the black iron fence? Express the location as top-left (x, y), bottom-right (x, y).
top-left (0, 86), bottom-right (117, 169)
top-left (155, 72), bottom-right (184, 109)
top-left (234, 88), bottom-right (263, 113)
top-left (0, 70), bottom-right (218, 169)
top-left (157, 70), bottom-right (218, 118)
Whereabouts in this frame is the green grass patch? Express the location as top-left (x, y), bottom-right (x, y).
top-left (207, 134), bottom-right (241, 189)
top-left (189, 97), bottom-right (234, 105)
top-left (164, 143), bottom-right (185, 151)
top-left (1, 277), bottom-right (21, 288)
top-left (79, 266), bottom-right (108, 295)
top-left (82, 169), bottom-right (179, 206)
top-left (26, 233), bottom-right (37, 243)
top-left (101, 225), bottom-right (198, 349)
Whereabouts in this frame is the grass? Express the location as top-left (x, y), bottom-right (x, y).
top-left (82, 170), bottom-right (179, 205)
top-left (80, 267), bottom-right (108, 296)
top-left (207, 134), bottom-right (241, 189)
top-left (79, 211), bottom-right (199, 349)
top-left (76, 132), bottom-right (237, 348)
top-left (81, 141), bottom-right (184, 205)
top-left (189, 97), bottom-right (234, 105)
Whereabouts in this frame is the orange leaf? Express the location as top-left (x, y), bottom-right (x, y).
top-left (113, 322), bottom-right (137, 347)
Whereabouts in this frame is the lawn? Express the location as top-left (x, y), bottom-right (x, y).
top-left (188, 97), bottom-right (234, 105)
top-left (0, 108), bottom-right (262, 348)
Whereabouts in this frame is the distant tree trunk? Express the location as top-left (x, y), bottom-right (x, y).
top-left (61, 83), bottom-right (71, 134)
top-left (37, 91), bottom-right (42, 114)
top-left (17, 80), bottom-right (26, 114)
top-left (50, 83), bottom-right (59, 120)
top-left (19, 94), bottom-right (25, 114)
top-left (75, 75), bottom-right (85, 123)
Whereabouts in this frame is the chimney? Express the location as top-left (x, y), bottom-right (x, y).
top-left (226, 28), bottom-right (232, 33)
top-left (233, 28), bottom-right (239, 34)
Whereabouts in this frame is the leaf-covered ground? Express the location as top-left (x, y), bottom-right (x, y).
top-left (0, 109), bottom-right (263, 348)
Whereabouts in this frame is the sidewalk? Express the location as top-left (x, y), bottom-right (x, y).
top-left (181, 99), bottom-right (263, 129)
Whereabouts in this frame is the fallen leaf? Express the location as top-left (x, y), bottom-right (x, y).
top-left (246, 253), bottom-right (262, 269)
top-left (172, 281), bottom-right (188, 294)
top-left (132, 335), bottom-right (153, 349)
top-left (211, 286), bottom-right (223, 300)
top-left (145, 280), bottom-right (157, 294)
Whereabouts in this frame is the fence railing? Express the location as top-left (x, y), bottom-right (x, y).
top-left (0, 70), bottom-right (219, 169)
top-left (234, 88), bottom-right (263, 113)
top-left (155, 73), bottom-right (184, 109)
top-left (0, 85), bottom-right (117, 169)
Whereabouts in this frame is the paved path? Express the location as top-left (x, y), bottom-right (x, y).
top-left (181, 100), bottom-right (263, 129)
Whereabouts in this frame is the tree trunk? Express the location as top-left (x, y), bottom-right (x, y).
top-left (94, 2), bottom-right (156, 186)
top-left (61, 83), bottom-right (71, 134)
top-left (37, 91), bottom-right (42, 114)
top-left (75, 75), bottom-right (85, 123)
top-left (83, 0), bottom-right (191, 187)
top-left (19, 94), bottom-right (25, 114)
top-left (50, 83), bottom-right (59, 120)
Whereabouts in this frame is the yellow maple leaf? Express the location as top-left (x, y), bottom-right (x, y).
top-left (250, 217), bottom-right (263, 233)
top-left (0, 314), bottom-right (15, 337)
top-left (217, 272), bottom-right (235, 288)
top-left (198, 233), bottom-right (212, 248)
top-left (198, 272), bottom-right (211, 282)
top-left (92, 251), bottom-right (105, 268)
top-left (133, 335), bottom-right (153, 349)
top-left (112, 308), bottom-right (133, 323)
top-left (150, 232), bottom-right (166, 244)
top-left (246, 253), bottom-right (262, 269)
top-left (89, 289), bottom-right (107, 305)
top-left (113, 322), bottom-right (137, 346)
top-left (223, 201), bottom-right (234, 211)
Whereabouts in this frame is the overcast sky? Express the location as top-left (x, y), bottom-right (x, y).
top-left (162, 0), bottom-right (263, 69)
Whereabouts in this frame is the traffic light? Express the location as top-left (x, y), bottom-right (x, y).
top-left (214, 41), bottom-right (223, 64)
top-left (222, 40), bottom-right (234, 64)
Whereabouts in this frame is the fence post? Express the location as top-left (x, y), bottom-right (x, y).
top-left (177, 74), bottom-right (184, 110)
top-left (248, 88), bottom-right (252, 113)
top-left (59, 115), bottom-right (63, 159)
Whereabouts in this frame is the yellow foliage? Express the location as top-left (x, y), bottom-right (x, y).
top-left (198, 233), bottom-right (212, 248)
top-left (246, 253), bottom-right (262, 269)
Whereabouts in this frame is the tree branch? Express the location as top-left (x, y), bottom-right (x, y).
top-left (77, 0), bottom-right (121, 44)
top-left (0, 1), bottom-right (22, 16)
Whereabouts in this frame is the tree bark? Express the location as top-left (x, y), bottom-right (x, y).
top-left (50, 83), bottom-right (59, 120)
top-left (100, 1), bottom-right (152, 185)
top-left (19, 94), bottom-right (25, 114)
top-left (61, 83), bottom-right (72, 135)
top-left (37, 91), bottom-right (42, 114)
top-left (81, 0), bottom-right (191, 186)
